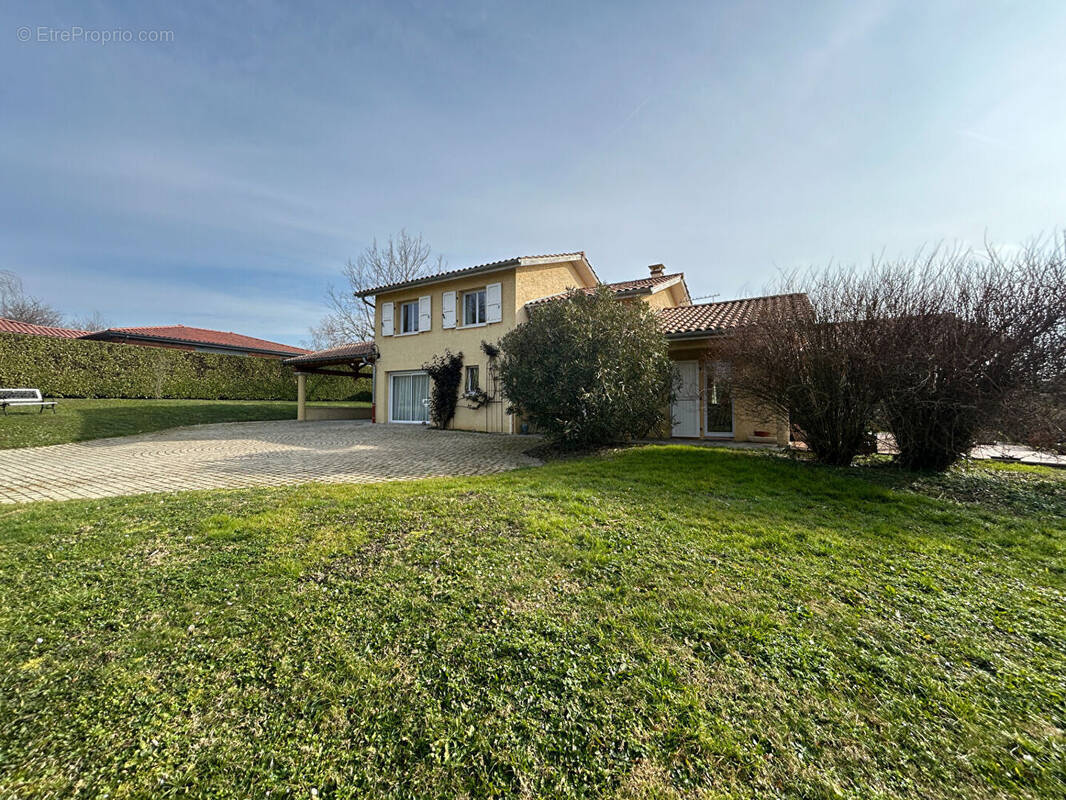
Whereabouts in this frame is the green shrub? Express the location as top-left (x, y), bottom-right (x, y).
top-left (499, 287), bottom-right (673, 448)
top-left (0, 333), bottom-right (365, 401)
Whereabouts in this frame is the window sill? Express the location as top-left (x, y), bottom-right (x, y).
top-left (395, 330), bottom-right (423, 337)
top-left (458, 321), bottom-right (495, 329)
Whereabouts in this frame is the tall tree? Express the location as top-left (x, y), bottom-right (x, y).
top-left (0, 270), bottom-right (65, 326)
top-left (311, 230), bottom-right (444, 348)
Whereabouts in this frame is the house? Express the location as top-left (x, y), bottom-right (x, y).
top-left (343, 252), bottom-right (799, 445)
top-left (1, 317), bottom-right (308, 360)
top-left (81, 325), bottom-right (308, 359)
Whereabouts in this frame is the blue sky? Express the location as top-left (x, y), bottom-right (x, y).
top-left (2, 1), bottom-right (1065, 345)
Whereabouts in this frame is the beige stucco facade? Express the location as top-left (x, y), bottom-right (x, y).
top-left (368, 254), bottom-right (788, 444)
top-left (372, 256), bottom-right (594, 433)
top-left (639, 283), bottom-right (690, 310)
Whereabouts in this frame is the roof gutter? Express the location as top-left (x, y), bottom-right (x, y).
top-left (664, 330), bottom-right (728, 341)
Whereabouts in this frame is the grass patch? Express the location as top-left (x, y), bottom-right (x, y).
top-left (0, 398), bottom-right (367, 449)
top-left (0, 447), bottom-right (1063, 797)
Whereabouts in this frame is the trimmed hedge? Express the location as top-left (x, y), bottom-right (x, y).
top-left (0, 333), bottom-right (366, 401)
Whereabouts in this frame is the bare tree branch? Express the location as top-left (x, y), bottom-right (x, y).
top-left (310, 230), bottom-right (445, 348)
top-left (66, 310), bottom-right (112, 332)
top-left (0, 270), bottom-right (65, 326)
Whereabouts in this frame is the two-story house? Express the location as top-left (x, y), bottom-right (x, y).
top-left (351, 251), bottom-right (804, 445)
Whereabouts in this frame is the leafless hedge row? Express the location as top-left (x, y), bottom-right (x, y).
top-left (722, 239), bottom-right (1066, 470)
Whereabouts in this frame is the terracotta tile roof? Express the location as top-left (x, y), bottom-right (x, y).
top-left (526, 273), bottom-right (685, 306)
top-left (357, 252), bottom-right (596, 297)
top-left (284, 341), bottom-right (376, 366)
top-left (86, 325), bottom-right (309, 356)
top-left (0, 317), bottom-right (90, 338)
top-left (656, 293), bottom-right (811, 337)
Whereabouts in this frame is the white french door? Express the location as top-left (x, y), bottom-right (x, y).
top-left (389, 371), bottom-right (430, 423)
top-left (671, 361), bottom-right (700, 438)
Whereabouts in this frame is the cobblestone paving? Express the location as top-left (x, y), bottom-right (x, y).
top-left (0, 421), bottom-right (542, 504)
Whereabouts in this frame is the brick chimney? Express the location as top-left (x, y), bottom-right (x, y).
top-left (648, 264), bottom-right (665, 277)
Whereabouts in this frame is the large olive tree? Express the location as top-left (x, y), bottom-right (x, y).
top-left (499, 287), bottom-right (674, 449)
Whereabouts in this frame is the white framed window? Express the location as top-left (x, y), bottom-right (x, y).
top-left (465, 365), bottom-right (480, 394)
top-left (462, 289), bottom-right (487, 326)
top-left (400, 300), bottom-right (420, 334)
top-left (389, 371), bottom-right (430, 423)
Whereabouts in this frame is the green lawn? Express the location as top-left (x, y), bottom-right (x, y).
top-left (0, 398), bottom-right (366, 449)
top-left (1, 448), bottom-right (1063, 798)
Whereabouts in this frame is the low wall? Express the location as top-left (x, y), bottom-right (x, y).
top-left (303, 406), bottom-right (372, 421)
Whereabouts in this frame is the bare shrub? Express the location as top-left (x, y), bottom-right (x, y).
top-left (723, 283), bottom-right (880, 466)
top-left (728, 238), bottom-right (1066, 470)
top-left (872, 241), bottom-right (1066, 470)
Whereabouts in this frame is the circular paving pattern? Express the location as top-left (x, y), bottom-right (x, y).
top-left (0, 421), bottom-right (543, 504)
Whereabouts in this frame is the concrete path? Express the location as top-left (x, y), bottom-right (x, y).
top-left (0, 421), bottom-right (542, 504)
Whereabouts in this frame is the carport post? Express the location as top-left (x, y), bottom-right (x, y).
top-left (296, 372), bottom-right (306, 421)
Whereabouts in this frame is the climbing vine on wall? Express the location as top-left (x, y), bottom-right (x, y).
top-left (422, 349), bottom-right (464, 429)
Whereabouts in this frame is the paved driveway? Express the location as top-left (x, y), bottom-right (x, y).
top-left (0, 421), bottom-right (542, 504)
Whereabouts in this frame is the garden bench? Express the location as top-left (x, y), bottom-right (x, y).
top-left (0, 388), bottom-right (57, 414)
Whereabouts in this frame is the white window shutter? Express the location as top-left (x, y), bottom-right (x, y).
top-left (442, 291), bottom-right (456, 329)
top-left (419, 295), bottom-right (432, 332)
top-left (381, 302), bottom-right (394, 336)
top-left (486, 282), bottom-right (502, 323)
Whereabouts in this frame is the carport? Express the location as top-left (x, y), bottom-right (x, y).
top-left (283, 341), bottom-right (377, 422)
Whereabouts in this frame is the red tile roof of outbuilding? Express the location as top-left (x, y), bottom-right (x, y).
top-left (88, 325), bottom-right (309, 356)
top-left (0, 317), bottom-right (90, 338)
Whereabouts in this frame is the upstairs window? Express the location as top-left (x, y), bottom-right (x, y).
top-left (463, 289), bottom-right (487, 326)
top-left (400, 300), bottom-right (420, 334)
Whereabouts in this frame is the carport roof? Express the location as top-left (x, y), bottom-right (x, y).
top-left (284, 341), bottom-right (376, 369)
top-left (285, 339), bottom-right (377, 375)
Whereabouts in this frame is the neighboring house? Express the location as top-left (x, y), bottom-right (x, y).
top-left (0, 317), bottom-right (90, 339)
top-left (354, 252), bottom-right (803, 445)
top-left (81, 325), bottom-right (308, 359)
top-left (1, 316), bottom-right (307, 360)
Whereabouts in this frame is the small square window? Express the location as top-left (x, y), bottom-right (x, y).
top-left (465, 365), bottom-right (480, 394)
top-left (462, 289), bottom-right (486, 326)
top-left (401, 300), bottom-right (419, 333)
